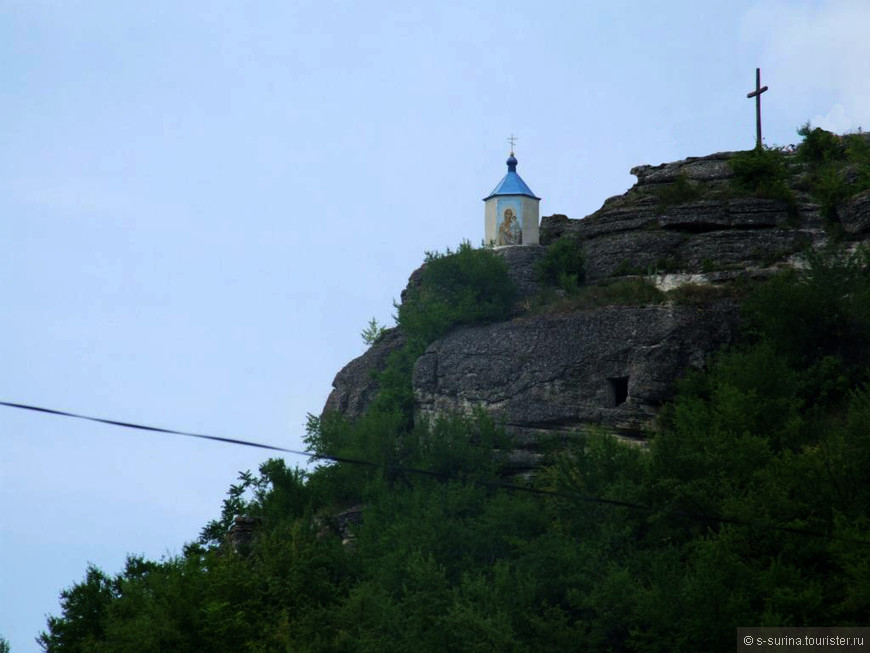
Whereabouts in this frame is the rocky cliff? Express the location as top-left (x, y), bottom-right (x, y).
top-left (323, 146), bottom-right (870, 470)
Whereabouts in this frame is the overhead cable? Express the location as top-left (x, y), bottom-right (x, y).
top-left (2, 399), bottom-right (868, 546)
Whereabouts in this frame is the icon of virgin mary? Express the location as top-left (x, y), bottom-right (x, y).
top-left (498, 208), bottom-right (522, 246)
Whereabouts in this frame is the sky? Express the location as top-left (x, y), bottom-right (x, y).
top-left (1, 0), bottom-right (869, 649)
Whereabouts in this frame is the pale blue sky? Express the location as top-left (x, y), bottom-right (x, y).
top-left (2, 1), bottom-right (869, 650)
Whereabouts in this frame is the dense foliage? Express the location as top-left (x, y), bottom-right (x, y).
top-left (794, 124), bottom-right (870, 222)
top-left (400, 241), bottom-right (517, 348)
top-left (655, 173), bottom-right (701, 209)
top-left (728, 126), bottom-right (870, 226)
top-left (369, 241), bottom-right (516, 424)
top-left (40, 249), bottom-right (870, 652)
top-left (728, 145), bottom-right (795, 207)
top-left (532, 278), bottom-right (665, 314)
top-left (534, 235), bottom-right (586, 290)
top-left (533, 235), bottom-right (668, 311)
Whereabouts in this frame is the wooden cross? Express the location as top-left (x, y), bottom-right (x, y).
top-left (746, 68), bottom-right (769, 149)
top-left (508, 134), bottom-right (517, 155)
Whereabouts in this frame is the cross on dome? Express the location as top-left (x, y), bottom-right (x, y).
top-left (483, 139), bottom-right (541, 248)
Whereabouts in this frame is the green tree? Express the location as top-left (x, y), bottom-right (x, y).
top-left (728, 146), bottom-right (794, 205)
top-left (796, 122), bottom-right (844, 165)
top-left (360, 317), bottom-right (386, 346)
top-left (794, 124), bottom-right (870, 222)
top-left (39, 565), bottom-right (116, 652)
top-left (367, 241), bottom-right (516, 424)
top-left (535, 235), bottom-right (586, 290)
top-left (41, 243), bottom-right (870, 653)
top-left (399, 241), bottom-right (516, 348)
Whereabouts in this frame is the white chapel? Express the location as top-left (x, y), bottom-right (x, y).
top-left (483, 147), bottom-right (540, 247)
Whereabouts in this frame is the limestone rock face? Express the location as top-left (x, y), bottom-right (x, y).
top-left (413, 301), bottom-right (737, 463)
top-left (227, 516), bottom-right (261, 554)
top-left (541, 154), bottom-right (830, 282)
top-left (324, 247), bottom-right (547, 422)
top-left (630, 152), bottom-right (736, 185)
top-left (841, 189), bottom-right (870, 235)
top-left (322, 148), bottom-right (870, 467)
top-left (322, 327), bottom-right (405, 420)
top-left (495, 245), bottom-right (547, 300)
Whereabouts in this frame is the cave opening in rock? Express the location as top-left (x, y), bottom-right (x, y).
top-left (607, 376), bottom-right (629, 407)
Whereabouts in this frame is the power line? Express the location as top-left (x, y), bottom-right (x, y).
top-left (0, 399), bottom-right (310, 455)
top-left (2, 399), bottom-right (868, 546)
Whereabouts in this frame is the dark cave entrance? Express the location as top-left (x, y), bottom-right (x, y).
top-left (607, 376), bottom-right (629, 407)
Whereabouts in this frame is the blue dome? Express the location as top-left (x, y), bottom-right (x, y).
top-left (483, 154), bottom-right (539, 201)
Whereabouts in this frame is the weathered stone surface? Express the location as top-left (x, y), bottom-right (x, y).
top-left (841, 189), bottom-right (870, 235)
top-left (581, 226), bottom-right (815, 280)
top-left (314, 505), bottom-right (364, 546)
top-left (227, 516), bottom-right (261, 554)
top-left (336, 505), bottom-right (364, 545)
top-left (540, 214), bottom-right (571, 245)
top-left (677, 229), bottom-right (811, 269)
top-left (630, 152), bottom-right (737, 186)
top-left (583, 231), bottom-right (685, 280)
top-left (580, 198), bottom-right (795, 236)
top-left (322, 327), bottom-right (405, 420)
top-left (541, 150), bottom-right (831, 281)
top-left (494, 245), bottom-right (546, 299)
top-left (413, 302), bottom-right (738, 456)
top-left (658, 198), bottom-right (791, 230)
top-left (400, 265), bottom-right (425, 305)
top-left (575, 196), bottom-right (660, 237)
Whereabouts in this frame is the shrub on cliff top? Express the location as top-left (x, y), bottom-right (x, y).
top-left (369, 242), bottom-right (516, 424)
top-left (533, 278), bottom-right (664, 314)
top-left (729, 147), bottom-right (792, 201)
top-left (795, 124), bottom-right (870, 223)
top-left (536, 235), bottom-right (586, 291)
top-left (398, 241), bottom-right (516, 348)
top-left (656, 173), bottom-right (702, 209)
